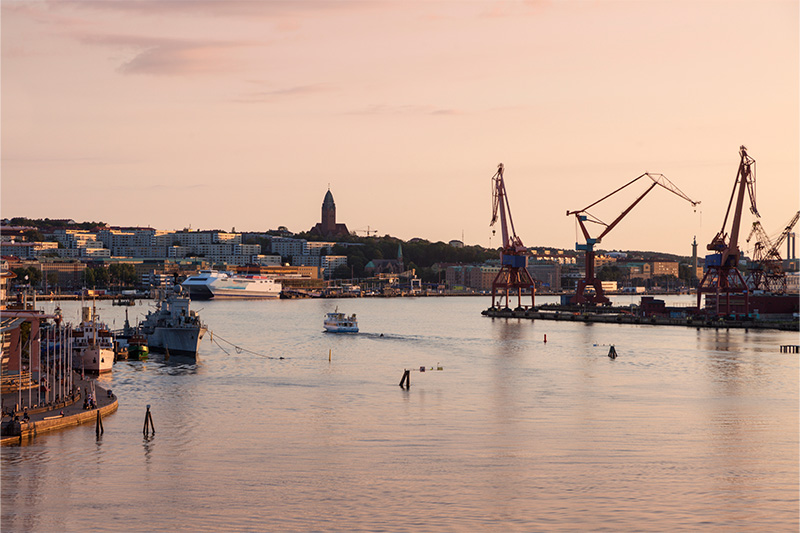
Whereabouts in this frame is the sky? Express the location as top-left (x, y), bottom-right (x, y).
top-left (2, 0), bottom-right (798, 256)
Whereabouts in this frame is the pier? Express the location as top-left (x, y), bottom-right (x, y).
top-left (1, 371), bottom-right (118, 445)
top-left (482, 307), bottom-right (799, 331)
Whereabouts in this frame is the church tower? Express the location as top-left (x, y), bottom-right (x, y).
top-left (321, 189), bottom-right (336, 235)
top-left (309, 187), bottom-right (349, 237)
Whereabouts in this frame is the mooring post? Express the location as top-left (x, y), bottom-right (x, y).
top-left (399, 369), bottom-right (410, 389)
top-left (96, 409), bottom-right (104, 436)
top-left (608, 345), bottom-right (617, 359)
top-left (143, 404), bottom-right (154, 436)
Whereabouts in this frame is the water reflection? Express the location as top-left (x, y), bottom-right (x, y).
top-left (3, 298), bottom-right (797, 531)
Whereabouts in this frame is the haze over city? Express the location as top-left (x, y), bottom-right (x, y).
top-left (2, 1), bottom-right (797, 255)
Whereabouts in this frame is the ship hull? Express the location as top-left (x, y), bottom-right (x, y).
top-left (147, 327), bottom-right (206, 357)
top-left (74, 346), bottom-right (114, 374)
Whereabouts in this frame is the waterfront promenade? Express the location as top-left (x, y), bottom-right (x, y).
top-left (1, 371), bottom-right (117, 445)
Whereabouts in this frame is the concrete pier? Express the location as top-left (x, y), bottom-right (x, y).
top-left (1, 372), bottom-right (118, 445)
top-left (482, 307), bottom-right (799, 331)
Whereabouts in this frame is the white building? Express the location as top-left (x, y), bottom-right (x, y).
top-left (786, 272), bottom-right (799, 295)
top-left (271, 237), bottom-right (308, 259)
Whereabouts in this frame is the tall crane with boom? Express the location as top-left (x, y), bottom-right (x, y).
top-left (566, 173), bottom-right (699, 305)
top-left (745, 210), bottom-right (799, 293)
top-left (697, 146), bottom-right (759, 316)
top-left (489, 163), bottom-right (536, 310)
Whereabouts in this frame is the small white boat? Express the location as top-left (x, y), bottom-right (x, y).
top-left (324, 308), bottom-right (358, 333)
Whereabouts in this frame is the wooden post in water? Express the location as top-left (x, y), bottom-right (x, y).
top-left (96, 409), bottom-right (104, 436)
top-left (143, 404), bottom-right (154, 436)
top-left (399, 369), bottom-right (410, 389)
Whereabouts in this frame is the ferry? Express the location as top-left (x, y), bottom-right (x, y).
top-left (324, 308), bottom-right (359, 333)
top-left (72, 306), bottom-right (114, 374)
top-left (182, 270), bottom-right (282, 300)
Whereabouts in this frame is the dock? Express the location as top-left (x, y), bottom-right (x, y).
top-left (1, 372), bottom-right (118, 446)
top-left (482, 307), bottom-right (799, 331)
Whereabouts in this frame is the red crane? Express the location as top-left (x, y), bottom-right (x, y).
top-left (489, 163), bottom-right (535, 310)
top-left (567, 173), bottom-right (699, 305)
top-left (696, 146), bottom-right (758, 316)
top-left (745, 211), bottom-right (799, 294)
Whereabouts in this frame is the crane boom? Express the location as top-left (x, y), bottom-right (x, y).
top-left (770, 211), bottom-right (800, 256)
top-left (566, 171), bottom-right (699, 306)
top-left (490, 163), bottom-right (525, 253)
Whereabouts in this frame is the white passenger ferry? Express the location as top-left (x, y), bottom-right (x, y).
top-left (182, 270), bottom-right (282, 300)
top-left (324, 308), bottom-right (359, 333)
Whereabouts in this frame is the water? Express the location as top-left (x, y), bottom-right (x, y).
top-left (2, 296), bottom-right (798, 531)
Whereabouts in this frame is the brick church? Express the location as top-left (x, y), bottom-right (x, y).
top-left (309, 188), bottom-right (350, 238)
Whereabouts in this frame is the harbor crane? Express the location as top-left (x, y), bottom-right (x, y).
top-left (697, 145), bottom-right (758, 316)
top-left (354, 226), bottom-right (378, 237)
top-left (489, 163), bottom-right (536, 310)
top-left (566, 172), bottom-right (699, 306)
top-left (745, 210), bottom-right (799, 293)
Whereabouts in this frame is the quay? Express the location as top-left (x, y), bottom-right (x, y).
top-left (482, 307), bottom-right (800, 332)
top-left (1, 371), bottom-right (118, 446)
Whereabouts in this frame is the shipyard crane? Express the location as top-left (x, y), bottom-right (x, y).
top-left (697, 146), bottom-right (759, 316)
top-left (489, 163), bottom-right (535, 310)
top-left (566, 173), bottom-right (699, 305)
top-left (745, 211), bottom-right (799, 293)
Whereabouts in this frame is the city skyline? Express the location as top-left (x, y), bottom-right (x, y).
top-left (2, 1), bottom-right (797, 256)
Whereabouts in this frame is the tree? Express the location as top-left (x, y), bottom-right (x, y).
top-left (332, 264), bottom-right (351, 280)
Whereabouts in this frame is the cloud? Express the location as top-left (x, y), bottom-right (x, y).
top-left (75, 32), bottom-right (252, 76)
top-left (50, 0), bottom-right (373, 19)
top-left (349, 104), bottom-right (460, 116)
top-left (234, 83), bottom-right (335, 103)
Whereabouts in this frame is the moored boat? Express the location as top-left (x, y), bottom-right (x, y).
top-left (139, 286), bottom-right (206, 357)
top-left (72, 306), bottom-right (114, 374)
top-left (182, 270), bottom-right (282, 300)
top-left (127, 333), bottom-right (149, 360)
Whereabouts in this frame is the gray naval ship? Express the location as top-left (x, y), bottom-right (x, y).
top-left (140, 286), bottom-right (207, 358)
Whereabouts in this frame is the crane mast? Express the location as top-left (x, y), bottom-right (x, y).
top-left (489, 164), bottom-right (535, 310)
top-left (697, 146), bottom-right (758, 316)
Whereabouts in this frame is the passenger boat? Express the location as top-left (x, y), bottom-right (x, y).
top-left (324, 308), bottom-right (358, 333)
top-left (181, 270), bottom-right (282, 300)
top-left (72, 306), bottom-right (114, 374)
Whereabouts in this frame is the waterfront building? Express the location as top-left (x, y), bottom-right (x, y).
top-left (294, 255), bottom-right (347, 279)
top-left (309, 188), bottom-right (350, 238)
top-left (786, 272), bottom-right (799, 294)
top-left (526, 262), bottom-right (562, 292)
top-left (445, 264), bottom-right (500, 292)
top-left (651, 261), bottom-right (679, 278)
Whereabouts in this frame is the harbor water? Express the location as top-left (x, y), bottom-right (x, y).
top-left (2, 296), bottom-right (798, 531)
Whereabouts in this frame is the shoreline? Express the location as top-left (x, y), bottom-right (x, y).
top-left (1, 372), bottom-right (118, 446)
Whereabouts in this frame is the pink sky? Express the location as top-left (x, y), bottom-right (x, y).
top-left (2, 1), bottom-right (797, 255)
